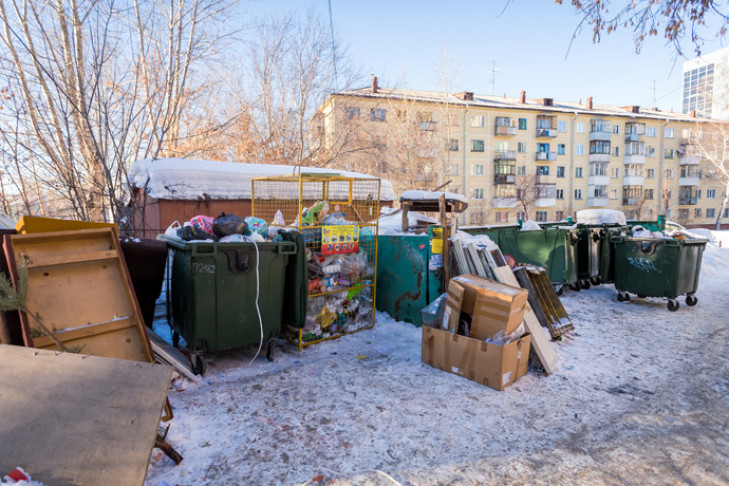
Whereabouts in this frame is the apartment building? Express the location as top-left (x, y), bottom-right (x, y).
top-left (316, 79), bottom-right (724, 226)
top-left (682, 46), bottom-right (729, 120)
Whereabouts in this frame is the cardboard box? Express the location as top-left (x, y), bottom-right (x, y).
top-left (421, 324), bottom-right (531, 391)
top-left (450, 274), bottom-right (528, 340)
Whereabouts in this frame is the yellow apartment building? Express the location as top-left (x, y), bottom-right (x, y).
top-left (316, 78), bottom-right (724, 227)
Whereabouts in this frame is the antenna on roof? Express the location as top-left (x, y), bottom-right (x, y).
top-left (489, 60), bottom-right (499, 96)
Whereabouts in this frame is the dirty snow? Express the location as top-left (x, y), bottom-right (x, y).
top-left (129, 159), bottom-right (396, 202)
top-left (145, 234), bottom-right (729, 486)
top-left (377, 208), bottom-right (438, 235)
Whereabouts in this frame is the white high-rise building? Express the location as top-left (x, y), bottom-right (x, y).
top-left (682, 46), bottom-right (729, 119)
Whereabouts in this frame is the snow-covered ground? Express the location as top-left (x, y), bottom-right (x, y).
top-left (145, 234), bottom-right (729, 486)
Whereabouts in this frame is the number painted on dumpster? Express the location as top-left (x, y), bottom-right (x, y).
top-left (192, 263), bottom-right (216, 274)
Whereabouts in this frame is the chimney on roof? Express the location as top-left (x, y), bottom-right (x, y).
top-left (371, 75), bottom-right (378, 94)
top-left (542, 98), bottom-right (553, 107)
top-left (621, 105), bottom-right (641, 113)
top-left (587, 97), bottom-right (593, 110)
top-left (690, 109), bottom-right (697, 117)
top-left (455, 91), bottom-right (474, 101)
top-left (520, 91), bottom-right (526, 104)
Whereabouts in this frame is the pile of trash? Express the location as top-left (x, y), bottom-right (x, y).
top-left (164, 213), bottom-right (282, 243)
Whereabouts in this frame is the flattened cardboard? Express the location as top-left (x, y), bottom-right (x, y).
top-left (443, 281), bottom-right (464, 333)
top-left (421, 325), bottom-right (531, 391)
top-left (451, 274), bottom-right (528, 339)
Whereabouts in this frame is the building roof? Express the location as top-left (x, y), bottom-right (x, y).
top-left (332, 86), bottom-right (712, 123)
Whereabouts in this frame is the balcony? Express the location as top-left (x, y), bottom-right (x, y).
top-left (588, 197), bottom-right (610, 207)
top-left (494, 173), bottom-right (516, 184)
top-left (495, 126), bottom-right (517, 136)
top-left (589, 153), bottom-right (611, 163)
top-left (623, 175), bottom-right (644, 186)
top-left (493, 197), bottom-right (517, 208)
top-left (680, 154), bottom-right (701, 165)
top-left (678, 196), bottom-right (698, 205)
top-left (588, 175), bottom-right (610, 186)
top-left (625, 133), bottom-right (641, 143)
top-left (535, 174), bottom-right (554, 184)
top-left (536, 151), bottom-right (557, 161)
top-left (535, 197), bottom-right (556, 207)
top-left (536, 128), bottom-right (558, 138)
top-left (622, 197), bottom-right (642, 205)
top-left (494, 150), bottom-right (517, 161)
top-left (589, 131), bottom-right (611, 142)
top-left (624, 154), bottom-right (645, 165)
top-left (679, 175), bottom-right (700, 186)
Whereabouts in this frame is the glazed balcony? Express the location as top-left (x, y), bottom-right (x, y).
top-left (536, 128), bottom-right (558, 138)
top-left (494, 150), bottom-right (517, 161)
top-left (495, 126), bottom-right (517, 136)
top-left (536, 151), bottom-right (557, 161)
top-left (588, 175), bottom-right (610, 186)
top-left (680, 154), bottom-right (701, 165)
top-left (623, 175), bottom-right (644, 186)
top-left (589, 130), bottom-right (611, 142)
top-left (494, 173), bottom-right (516, 184)
top-left (624, 154), bottom-right (645, 165)
top-left (588, 197), bottom-right (609, 207)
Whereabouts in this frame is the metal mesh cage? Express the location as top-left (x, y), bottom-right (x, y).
top-left (252, 175), bottom-right (380, 350)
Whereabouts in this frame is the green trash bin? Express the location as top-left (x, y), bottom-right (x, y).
top-left (165, 238), bottom-right (296, 373)
top-left (498, 225), bottom-right (579, 291)
top-left (611, 235), bottom-right (708, 311)
top-left (597, 225), bottom-right (631, 285)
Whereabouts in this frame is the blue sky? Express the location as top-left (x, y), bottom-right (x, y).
top-left (252, 0), bottom-right (728, 111)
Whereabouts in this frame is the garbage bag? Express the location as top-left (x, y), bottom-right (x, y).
top-left (244, 216), bottom-right (268, 237)
top-left (213, 212), bottom-right (248, 238)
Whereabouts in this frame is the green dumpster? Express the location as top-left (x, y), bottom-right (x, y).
top-left (498, 226), bottom-right (579, 290)
top-left (575, 225), bottom-right (603, 288)
top-left (165, 238), bottom-right (296, 373)
top-left (597, 225), bottom-right (631, 285)
top-left (375, 226), bottom-right (444, 326)
top-left (611, 235), bottom-right (708, 311)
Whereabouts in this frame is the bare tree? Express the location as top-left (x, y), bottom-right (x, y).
top-left (0, 0), bottom-right (236, 223)
top-left (557, 0), bottom-right (729, 54)
top-left (514, 173), bottom-right (554, 221)
top-left (686, 123), bottom-right (729, 229)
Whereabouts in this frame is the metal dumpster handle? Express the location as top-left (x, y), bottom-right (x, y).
top-left (637, 240), bottom-right (661, 255)
top-left (191, 243), bottom-right (216, 256)
top-left (277, 242), bottom-right (297, 254)
top-left (220, 248), bottom-right (252, 274)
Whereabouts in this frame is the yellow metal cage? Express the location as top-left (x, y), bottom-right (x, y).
top-left (251, 174), bottom-right (380, 350)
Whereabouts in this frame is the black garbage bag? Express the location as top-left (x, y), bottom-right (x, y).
top-left (178, 225), bottom-right (216, 241)
top-left (213, 212), bottom-right (248, 238)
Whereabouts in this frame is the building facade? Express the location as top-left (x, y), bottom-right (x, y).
top-left (682, 46), bottom-right (729, 120)
top-left (317, 82), bottom-right (725, 226)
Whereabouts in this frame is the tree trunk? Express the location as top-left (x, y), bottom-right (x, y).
top-left (715, 192), bottom-right (729, 230)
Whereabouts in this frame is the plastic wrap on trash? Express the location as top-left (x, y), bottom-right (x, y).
top-left (189, 215), bottom-right (215, 237)
top-left (301, 201), bottom-right (329, 226)
top-left (485, 323), bottom-right (526, 346)
top-left (340, 250), bottom-right (368, 276)
top-left (421, 292), bottom-right (447, 327)
top-left (244, 216), bottom-right (268, 237)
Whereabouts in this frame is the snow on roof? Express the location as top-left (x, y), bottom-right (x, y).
top-left (129, 159), bottom-right (396, 201)
top-left (576, 209), bottom-right (627, 225)
top-left (400, 190), bottom-right (468, 204)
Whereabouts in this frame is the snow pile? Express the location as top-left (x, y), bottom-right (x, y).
top-left (400, 190), bottom-right (468, 204)
top-left (129, 158), bottom-right (396, 202)
top-left (576, 209), bottom-right (627, 225)
top-left (377, 207), bottom-right (438, 235)
top-left (450, 230), bottom-right (496, 247)
top-left (520, 220), bottom-right (541, 231)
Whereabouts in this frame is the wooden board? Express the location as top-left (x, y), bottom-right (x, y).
top-left (492, 265), bottom-right (558, 374)
top-left (3, 228), bottom-right (154, 363)
top-left (0, 344), bottom-right (172, 486)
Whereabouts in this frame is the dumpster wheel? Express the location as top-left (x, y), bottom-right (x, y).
top-left (554, 285), bottom-right (564, 296)
top-left (667, 299), bottom-right (680, 312)
top-left (617, 292), bottom-right (630, 302)
top-left (569, 282), bottom-right (581, 291)
top-left (266, 339), bottom-right (275, 362)
top-left (590, 276), bottom-right (601, 286)
top-left (685, 294), bottom-right (698, 306)
top-left (190, 353), bottom-right (206, 375)
top-left (580, 280), bottom-right (591, 290)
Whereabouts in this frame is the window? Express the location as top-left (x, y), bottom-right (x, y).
top-left (557, 166), bottom-right (565, 178)
top-left (611, 167), bottom-right (619, 178)
top-left (536, 211), bottom-right (548, 222)
top-left (575, 167), bottom-right (583, 178)
top-left (645, 146), bottom-right (655, 157)
top-left (590, 140), bottom-right (611, 154)
top-left (495, 211), bottom-right (509, 223)
top-left (448, 164), bottom-right (459, 175)
top-left (517, 142), bottom-right (527, 153)
top-left (708, 208), bottom-right (716, 218)
top-left (556, 189), bottom-right (564, 199)
top-left (664, 127), bottom-right (675, 138)
top-left (558, 121), bottom-right (566, 132)
top-left (536, 165), bottom-right (550, 175)
top-left (575, 144), bottom-right (584, 156)
top-left (518, 118), bottom-right (527, 130)
top-left (575, 121), bottom-right (585, 133)
top-left (610, 189), bottom-right (618, 200)
top-left (469, 210), bottom-right (485, 225)
top-left (645, 189), bottom-right (654, 200)
top-left (555, 210), bottom-right (565, 220)
top-left (517, 165), bottom-right (527, 176)
top-left (613, 146), bottom-right (620, 156)
top-left (695, 208), bottom-right (702, 218)
top-left (345, 106), bottom-right (360, 119)
top-left (448, 113), bottom-right (460, 127)
top-left (708, 189), bottom-right (717, 198)
top-left (646, 168), bottom-right (655, 179)
top-left (517, 211), bottom-right (526, 221)
top-left (471, 139), bottom-right (485, 152)
top-left (575, 189), bottom-right (583, 199)
top-left (558, 144), bottom-right (566, 155)
top-left (448, 138), bottom-right (459, 151)
top-left (665, 169), bottom-right (674, 180)
top-left (646, 126), bottom-right (657, 137)
top-left (613, 124), bottom-right (620, 134)
top-left (471, 115), bottom-right (485, 127)
top-left (725, 208), bottom-right (729, 218)
top-left (472, 188), bottom-right (485, 200)
top-left (472, 164), bottom-right (485, 176)
top-left (666, 189), bottom-right (673, 199)
top-left (495, 141), bottom-right (508, 152)
top-left (696, 189), bottom-right (702, 199)
top-left (664, 149), bottom-right (674, 159)
top-left (370, 108), bottom-right (386, 121)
